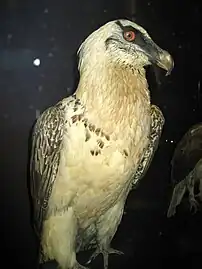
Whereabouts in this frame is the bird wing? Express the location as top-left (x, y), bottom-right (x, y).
top-left (131, 104), bottom-right (165, 189)
top-left (167, 178), bottom-right (187, 217)
top-left (30, 100), bottom-right (66, 237)
top-left (171, 123), bottom-right (202, 185)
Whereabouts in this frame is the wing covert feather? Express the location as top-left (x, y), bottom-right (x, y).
top-left (30, 101), bottom-right (66, 236)
top-left (131, 105), bottom-right (165, 189)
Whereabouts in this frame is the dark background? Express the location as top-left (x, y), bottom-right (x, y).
top-left (1, 0), bottom-right (201, 268)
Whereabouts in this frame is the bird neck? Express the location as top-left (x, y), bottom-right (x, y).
top-left (75, 60), bottom-right (150, 135)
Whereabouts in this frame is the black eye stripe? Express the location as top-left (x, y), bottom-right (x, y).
top-left (116, 21), bottom-right (141, 36)
top-left (105, 20), bottom-right (153, 53)
top-left (116, 20), bottom-right (150, 48)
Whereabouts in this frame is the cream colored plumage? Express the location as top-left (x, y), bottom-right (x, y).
top-left (30, 19), bottom-right (173, 269)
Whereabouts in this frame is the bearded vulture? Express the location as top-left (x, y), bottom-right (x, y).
top-left (30, 19), bottom-right (173, 269)
top-left (167, 123), bottom-right (202, 217)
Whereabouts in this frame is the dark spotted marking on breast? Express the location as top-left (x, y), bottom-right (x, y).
top-left (95, 150), bottom-right (101, 156)
top-left (95, 128), bottom-right (101, 135)
top-left (90, 149), bottom-right (101, 156)
top-left (80, 117), bottom-right (110, 141)
top-left (100, 131), bottom-right (110, 141)
top-left (75, 100), bottom-right (81, 106)
top-left (83, 118), bottom-right (88, 123)
top-left (73, 106), bottom-right (78, 112)
top-left (71, 115), bottom-right (77, 123)
top-left (83, 119), bottom-right (88, 128)
top-left (85, 129), bottom-right (91, 142)
top-left (97, 139), bottom-right (104, 149)
top-left (78, 114), bottom-right (83, 121)
top-left (71, 114), bottom-right (83, 123)
top-left (89, 124), bottom-right (96, 132)
top-left (123, 149), bottom-right (128, 157)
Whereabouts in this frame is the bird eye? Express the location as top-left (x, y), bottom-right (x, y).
top-left (123, 31), bottom-right (136, 42)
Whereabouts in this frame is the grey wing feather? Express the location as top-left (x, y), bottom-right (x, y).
top-left (30, 101), bottom-right (66, 237)
top-left (131, 104), bottom-right (165, 189)
top-left (167, 179), bottom-right (187, 217)
top-left (171, 123), bottom-right (202, 185)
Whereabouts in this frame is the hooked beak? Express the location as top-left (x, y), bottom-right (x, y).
top-left (154, 49), bottom-right (174, 76)
top-left (139, 37), bottom-right (174, 76)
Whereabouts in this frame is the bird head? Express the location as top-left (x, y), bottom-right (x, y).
top-left (78, 19), bottom-right (174, 76)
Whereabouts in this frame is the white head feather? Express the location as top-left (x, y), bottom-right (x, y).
top-left (77, 19), bottom-right (173, 75)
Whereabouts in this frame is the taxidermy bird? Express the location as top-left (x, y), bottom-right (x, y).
top-left (167, 123), bottom-right (202, 217)
top-left (30, 19), bottom-right (173, 269)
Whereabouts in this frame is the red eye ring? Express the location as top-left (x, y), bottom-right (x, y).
top-left (123, 31), bottom-right (136, 42)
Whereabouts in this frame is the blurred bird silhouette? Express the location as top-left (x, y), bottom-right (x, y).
top-left (167, 123), bottom-right (202, 217)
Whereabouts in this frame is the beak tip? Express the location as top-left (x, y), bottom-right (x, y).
top-left (163, 53), bottom-right (174, 76)
top-left (166, 68), bottom-right (172, 76)
top-left (167, 59), bottom-right (174, 76)
top-left (153, 51), bottom-right (174, 76)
